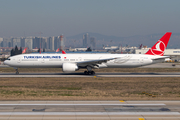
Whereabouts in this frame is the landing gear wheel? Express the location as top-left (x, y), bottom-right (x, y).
top-left (84, 71), bottom-right (95, 75)
top-left (91, 71), bottom-right (95, 75)
top-left (84, 71), bottom-right (88, 75)
top-left (15, 68), bottom-right (19, 75)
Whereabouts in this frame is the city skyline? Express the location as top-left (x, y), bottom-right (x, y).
top-left (0, 0), bottom-right (180, 38)
top-left (1, 32), bottom-right (180, 49)
top-left (0, 36), bottom-right (61, 50)
top-left (0, 33), bottom-right (97, 50)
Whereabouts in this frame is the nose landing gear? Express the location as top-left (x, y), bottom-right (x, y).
top-left (14, 68), bottom-right (19, 75)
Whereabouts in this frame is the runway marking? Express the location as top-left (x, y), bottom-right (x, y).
top-left (0, 112), bottom-right (179, 115)
top-left (0, 104), bottom-right (165, 106)
top-left (139, 118), bottom-right (145, 120)
top-left (98, 75), bottom-right (180, 77)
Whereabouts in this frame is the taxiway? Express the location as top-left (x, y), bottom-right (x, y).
top-left (1, 63), bottom-right (180, 77)
top-left (0, 101), bottom-right (179, 120)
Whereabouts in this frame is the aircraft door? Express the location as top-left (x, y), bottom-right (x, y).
top-left (17, 57), bottom-right (21, 63)
top-left (41, 59), bottom-right (45, 63)
top-left (140, 57), bottom-right (144, 63)
top-left (78, 57), bottom-right (82, 61)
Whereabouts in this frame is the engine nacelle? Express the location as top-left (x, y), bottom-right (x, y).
top-left (62, 63), bottom-right (78, 72)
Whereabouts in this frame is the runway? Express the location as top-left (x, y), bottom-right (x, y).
top-left (1, 62), bottom-right (180, 68)
top-left (1, 72), bottom-right (180, 77)
top-left (1, 63), bottom-right (180, 77)
top-left (0, 101), bottom-right (179, 120)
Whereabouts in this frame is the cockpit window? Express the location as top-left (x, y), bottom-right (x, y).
top-left (6, 58), bottom-right (11, 60)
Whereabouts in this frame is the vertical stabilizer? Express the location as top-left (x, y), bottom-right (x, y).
top-left (62, 50), bottom-right (66, 54)
top-left (56, 48), bottom-right (60, 52)
top-left (22, 48), bottom-right (27, 54)
top-left (145, 32), bottom-right (172, 56)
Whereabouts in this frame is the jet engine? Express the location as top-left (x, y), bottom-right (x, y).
top-left (62, 63), bottom-right (78, 72)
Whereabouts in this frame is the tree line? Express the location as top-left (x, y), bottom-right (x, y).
top-left (11, 46), bottom-right (22, 56)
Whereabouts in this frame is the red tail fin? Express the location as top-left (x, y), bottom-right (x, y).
top-left (62, 50), bottom-right (66, 54)
top-left (56, 48), bottom-right (60, 52)
top-left (22, 48), bottom-right (27, 54)
top-left (145, 32), bottom-right (172, 56)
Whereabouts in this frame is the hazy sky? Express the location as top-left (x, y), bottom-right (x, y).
top-left (0, 0), bottom-right (179, 37)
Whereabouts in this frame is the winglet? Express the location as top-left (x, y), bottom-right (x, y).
top-left (62, 50), bottom-right (66, 54)
top-left (145, 32), bottom-right (172, 56)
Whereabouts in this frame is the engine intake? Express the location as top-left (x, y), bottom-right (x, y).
top-left (62, 63), bottom-right (78, 72)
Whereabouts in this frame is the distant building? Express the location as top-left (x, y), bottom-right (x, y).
top-left (33, 37), bottom-right (40, 49)
top-left (136, 49), bottom-right (180, 61)
top-left (25, 37), bottom-right (33, 49)
top-left (60, 35), bottom-right (64, 51)
top-left (54, 36), bottom-right (60, 51)
top-left (21, 37), bottom-right (25, 47)
top-left (83, 33), bottom-right (88, 47)
top-left (41, 37), bottom-right (47, 49)
top-left (49, 36), bottom-right (55, 50)
top-left (90, 37), bottom-right (96, 50)
top-left (12, 37), bottom-right (21, 47)
top-left (2, 38), bottom-right (11, 47)
top-left (0, 38), bottom-right (3, 47)
top-left (67, 47), bottom-right (88, 51)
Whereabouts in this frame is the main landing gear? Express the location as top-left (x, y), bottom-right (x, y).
top-left (84, 70), bottom-right (95, 75)
top-left (84, 66), bottom-right (95, 75)
top-left (14, 68), bottom-right (19, 75)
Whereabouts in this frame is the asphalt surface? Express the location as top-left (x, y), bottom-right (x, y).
top-left (1, 62), bottom-right (179, 68)
top-left (1, 72), bottom-right (180, 77)
top-left (1, 63), bottom-right (180, 77)
top-left (1, 63), bottom-right (180, 119)
top-left (0, 101), bottom-right (179, 120)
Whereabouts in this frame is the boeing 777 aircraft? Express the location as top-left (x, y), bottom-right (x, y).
top-left (4, 32), bottom-right (172, 75)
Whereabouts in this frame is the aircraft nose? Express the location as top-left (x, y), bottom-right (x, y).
top-left (3, 60), bottom-right (7, 65)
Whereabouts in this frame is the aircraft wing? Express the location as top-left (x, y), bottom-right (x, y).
top-left (151, 56), bottom-right (170, 60)
top-left (151, 56), bottom-right (170, 63)
top-left (77, 58), bottom-right (115, 67)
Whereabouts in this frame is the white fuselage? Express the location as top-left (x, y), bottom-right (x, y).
top-left (4, 53), bottom-right (166, 69)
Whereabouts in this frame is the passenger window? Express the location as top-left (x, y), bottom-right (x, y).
top-left (64, 59), bottom-right (69, 61)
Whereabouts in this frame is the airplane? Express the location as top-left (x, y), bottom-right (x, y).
top-left (62, 50), bottom-right (66, 54)
top-left (56, 48), bottom-right (66, 54)
top-left (22, 48), bottom-right (27, 54)
top-left (4, 32), bottom-right (172, 75)
top-left (56, 48), bottom-right (60, 52)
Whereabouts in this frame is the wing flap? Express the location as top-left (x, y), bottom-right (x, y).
top-left (77, 58), bottom-right (115, 67)
top-left (151, 56), bottom-right (170, 60)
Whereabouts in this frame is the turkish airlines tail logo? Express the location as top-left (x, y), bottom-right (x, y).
top-left (145, 32), bottom-right (172, 56)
